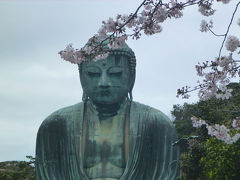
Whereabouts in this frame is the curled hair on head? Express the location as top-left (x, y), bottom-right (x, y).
top-left (78, 49), bottom-right (136, 74)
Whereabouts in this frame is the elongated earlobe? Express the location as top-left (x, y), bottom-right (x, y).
top-left (82, 92), bottom-right (89, 103)
top-left (128, 91), bottom-right (133, 102)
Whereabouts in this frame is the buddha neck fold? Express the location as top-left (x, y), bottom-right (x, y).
top-left (88, 98), bottom-right (128, 119)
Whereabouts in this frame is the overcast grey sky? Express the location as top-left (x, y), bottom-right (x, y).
top-left (0, 0), bottom-right (239, 162)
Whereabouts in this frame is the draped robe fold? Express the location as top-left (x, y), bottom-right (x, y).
top-left (36, 101), bottom-right (179, 180)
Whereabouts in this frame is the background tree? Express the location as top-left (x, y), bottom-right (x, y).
top-left (172, 82), bottom-right (240, 179)
top-left (0, 156), bottom-right (35, 180)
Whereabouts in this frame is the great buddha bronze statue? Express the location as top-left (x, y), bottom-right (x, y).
top-left (35, 42), bottom-right (179, 180)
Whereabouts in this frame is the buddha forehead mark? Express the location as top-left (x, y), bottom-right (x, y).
top-left (102, 59), bottom-right (107, 66)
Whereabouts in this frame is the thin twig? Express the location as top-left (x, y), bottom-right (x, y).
top-left (218, 1), bottom-right (240, 58)
top-left (229, 65), bottom-right (240, 71)
top-left (99, 0), bottom-right (203, 47)
top-left (99, 0), bottom-right (148, 44)
top-left (208, 27), bottom-right (225, 37)
top-left (116, 0), bottom-right (147, 31)
top-left (87, 0), bottom-right (148, 54)
top-left (131, 0), bottom-right (204, 38)
top-left (148, 0), bottom-right (163, 26)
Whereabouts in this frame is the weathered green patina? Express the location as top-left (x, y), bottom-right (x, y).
top-left (35, 42), bottom-right (179, 180)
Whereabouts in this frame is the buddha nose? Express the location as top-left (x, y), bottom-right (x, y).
top-left (98, 72), bottom-right (111, 88)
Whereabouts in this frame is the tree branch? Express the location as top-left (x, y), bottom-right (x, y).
top-left (208, 27), bottom-right (225, 37)
top-left (218, 1), bottom-right (240, 58)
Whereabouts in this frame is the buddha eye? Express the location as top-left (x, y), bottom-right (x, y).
top-left (108, 67), bottom-right (123, 76)
top-left (85, 66), bottom-right (101, 77)
top-left (87, 71), bottom-right (101, 77)
top-left (109, 72), bottom-right (122, 76)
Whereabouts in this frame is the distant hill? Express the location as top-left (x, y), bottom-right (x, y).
top-left (0, 158), bottom-right (35, 180)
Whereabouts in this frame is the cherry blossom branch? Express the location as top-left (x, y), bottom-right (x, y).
top-left (145, 0), bottom-right (163, 28)
top-left (191, 116), bottom-right (240, 144)
top-left (178, 1), bottom-right (240, 100)
top-left (59, 0), bottom-right (239, 101)
top-left (60, 0), bottom-right (209, 63)
top-left (97, 0), bottom-right (148, 44)
top-left (218, 1), bottom-right (240, 58)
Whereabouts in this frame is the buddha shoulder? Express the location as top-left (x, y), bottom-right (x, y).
top-left (38, 102), bottom-right (84, 132)
top-left (131, 101), bottom-right (173, 127)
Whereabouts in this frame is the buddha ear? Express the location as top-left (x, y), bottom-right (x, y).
top-left (82, 92), bottom-right (89, 102)
top-left (129, 71), bottom-right (136, 101)
top-left (78, 63), bottom-right (85, 88)
top-left (78, 64), bottom-right (88, 102)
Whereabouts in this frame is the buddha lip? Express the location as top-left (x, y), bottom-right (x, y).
top-left (99, 90), bottom-right (110, 95)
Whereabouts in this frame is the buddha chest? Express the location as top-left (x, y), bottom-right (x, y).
top-left (82, 103), bottom-right (127, 179)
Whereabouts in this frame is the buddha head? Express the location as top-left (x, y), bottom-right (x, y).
top-left (78, 42), bottom-right (136, 105)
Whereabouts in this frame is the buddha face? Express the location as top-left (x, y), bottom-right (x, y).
top-left (80, 54), bottom-right (132, 104)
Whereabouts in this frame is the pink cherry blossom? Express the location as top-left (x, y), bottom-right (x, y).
top-left (59, 44), bottom-right (78, 64)
top-left (198, 2), bottom-right (215, 17)
top-left (225, 35), bottom-right (240, 52)
top-left (200, 20), bottom-right (208, 32)
top-left (191, 116), bottom-right (207, 127)
top-left (232, 117), bottom-right (240, 130)
top-left (220, 0), bottom-right (231, 4)
top-left (93, 52), bottom-right (110, 62)
top-left (191, 117), bottom-right (240, 144)
top-left (200, 19), bottom-right (213, 32)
